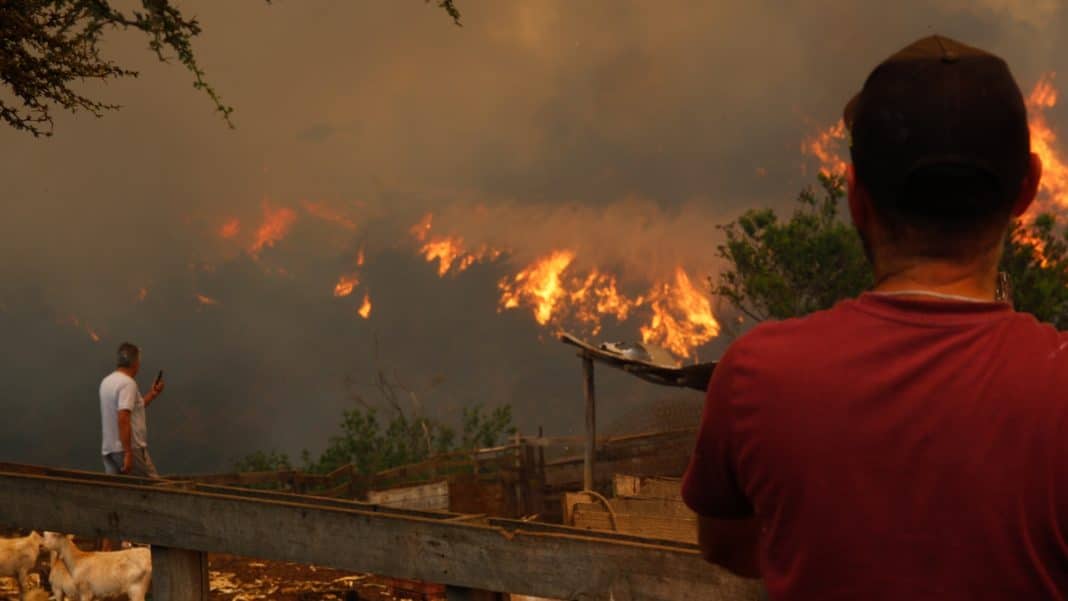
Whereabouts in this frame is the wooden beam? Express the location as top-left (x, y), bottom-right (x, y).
top-left (583, 355), bottom-right (596, 491)
top-left (151, 546), bottom-right (208, 600)
top-left (0, 470), bottom-right (763, 601)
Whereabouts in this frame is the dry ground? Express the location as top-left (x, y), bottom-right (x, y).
top-left (1, 553), bottom-right (442, 601)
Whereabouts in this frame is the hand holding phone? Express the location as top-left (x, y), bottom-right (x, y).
top-left (151, 370), bottom-right (165, 396)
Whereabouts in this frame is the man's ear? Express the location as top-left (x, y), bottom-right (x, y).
top-left (847, 164), bottom-right (869, 230)
top-left (1011, 152), bottom-right (1043, 217)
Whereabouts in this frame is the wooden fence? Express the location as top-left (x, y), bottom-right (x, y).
top-left (0, 463), bottom-right (765, 601)
top-left (175, 429), bottom-right (697, 521)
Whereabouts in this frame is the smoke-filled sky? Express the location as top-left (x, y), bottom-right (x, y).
top-left (1, 1), bottom-right (1067, 473)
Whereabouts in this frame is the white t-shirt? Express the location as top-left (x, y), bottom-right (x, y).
top-left (99, 371), bottom-right (148, 455)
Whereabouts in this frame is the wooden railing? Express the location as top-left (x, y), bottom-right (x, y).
top-left (0, 463), bottom-right (765, 601)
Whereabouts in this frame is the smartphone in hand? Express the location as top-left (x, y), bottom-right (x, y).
top-left (155, 370), bottom-right (164, 386)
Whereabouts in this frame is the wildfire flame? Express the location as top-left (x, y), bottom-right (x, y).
top-left (1025, 73), bottom-right (1068, 217)
top-left (802, 120), bottom-right (848, 176)
top-left (497, 251), bottom-right (719, 359)
top-left (196, 294), bottom-right (219, 306)
top-left (412, 214), bottom-right (503, 276)
top-left (219, 218), bottom-right (241, 240)
top-left (499, 250), bottom-right (575, 326)
top-left (333, 274), bottom-right (359, 298)
top-left (358, 294), bottom-right (373, 319)
top-left (250, 204), bottom-right (297, 257)
top-left (136, 288), bottom-right (148, 303)
top-left (640, 269), bottom-right (720, 360)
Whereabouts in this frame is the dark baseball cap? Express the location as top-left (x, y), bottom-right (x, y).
top-left (844, 35), bottom-right (1031, 202)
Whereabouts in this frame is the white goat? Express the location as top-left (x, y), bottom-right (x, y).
top-left (0, 531), bottom-right (42, 596)
top-left (47, 550), bottom-right (76, 601)
top-left (42, 532), bottom-right (151, 601)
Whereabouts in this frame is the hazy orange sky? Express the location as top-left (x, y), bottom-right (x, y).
top-left (1, 1), bottom-right (1065, 471)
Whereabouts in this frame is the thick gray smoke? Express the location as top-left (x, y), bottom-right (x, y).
top-left (0, 1), bottom-right (1065, 473)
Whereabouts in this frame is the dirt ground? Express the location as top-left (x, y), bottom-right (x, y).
top-left (1, 553), bottom-right (443, 601)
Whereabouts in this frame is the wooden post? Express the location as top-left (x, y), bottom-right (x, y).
top-left (151, 546), bottom-right (208, 601)
top-left (583, 355), bottom-right (596, 491)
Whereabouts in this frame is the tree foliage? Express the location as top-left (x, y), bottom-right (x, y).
top-left (233, 448), bottom-right (292, 473)
top-left (713, 174), bottom-right (1068, 327)
top-left (236, 357), bottom-right (514, 476)
top-left (0, 0), bottom-right (462, 136)
top-left (1001, 214), bottom-right (1068, 328)
top-left (297, 403), bottom-right (515, 476)
top-left (713, 174), bottom-right (872, 322)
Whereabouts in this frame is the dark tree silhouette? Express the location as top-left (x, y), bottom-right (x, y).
top-left (0, 0), bottom-right (462, 136)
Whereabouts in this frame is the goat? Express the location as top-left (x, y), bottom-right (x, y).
top-left (21, 586), bottom-right (49, 601)
top-left (42, 532), bottom-right (151, 601)
top-left (0, 531), bottom-right (42, 596)
top-left (48, 550), bottom-right (77, 601)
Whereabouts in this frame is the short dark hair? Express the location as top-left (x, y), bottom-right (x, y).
top-left (117, 342), bottom-right (140, 368)
top-left (859, 163), bottom-right (1020, 259)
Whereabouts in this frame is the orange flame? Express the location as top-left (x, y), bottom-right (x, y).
top-left (334, 274), bottom-right (359, 298)
top-left (802, 120), bottom-right (848, 176)
top-left (499, 250), bottom-right (575, 326)
top-left (1013, 228), bottom-right (1050, 267)
top-left (422, 237), bottom-right (502, 277)
top-left (219, 218), bottom-right (241, 239)
top-left (1026, 73), bottom-right (1068, 217)
top-left (250, 204), bottom-right (297, 257)
top-left (357, 247), bottom-right (366, 267)
top-left (196, 294), bottom-right (219, 306)
top-left (358, 294), bottom-right (373, 319)
top-left (413, 214), bottom-right (502, 276)
top-left (497, 252), bottom-right (720, 358)
top-left (136, 288), bottom-right (148, 303)
top-left (302, 201), bottom-right (358, 230)
top-left (639, 269), bottom-right (720, 360)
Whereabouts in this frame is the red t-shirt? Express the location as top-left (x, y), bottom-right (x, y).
top-left (682, 293), bottom-right (1068, 600)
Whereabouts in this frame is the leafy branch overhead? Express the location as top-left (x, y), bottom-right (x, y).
top-left (0, 0), bottom-right (462, 137)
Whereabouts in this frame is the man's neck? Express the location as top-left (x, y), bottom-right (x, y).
top-left (117, 367), bottom-right (137, 379)
top-left (873, 258), bottom-right (999, 301)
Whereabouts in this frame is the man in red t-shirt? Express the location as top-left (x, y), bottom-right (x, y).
top-left (681, 35), bottom-right (1067, 599)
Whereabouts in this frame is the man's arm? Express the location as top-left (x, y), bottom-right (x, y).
top-left (682, 345), bottom-right (762, 578)
top-left (117, 409), bottom-right (133, 473)
top-left (143, 378), bottom-right (164, 408)
top-left (697, 515), bottom-right (762, 578)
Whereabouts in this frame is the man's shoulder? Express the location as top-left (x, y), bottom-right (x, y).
top-left (100, 371), bottom-right (135, 389)
top-left (726, 301), bottom-right (855, 359)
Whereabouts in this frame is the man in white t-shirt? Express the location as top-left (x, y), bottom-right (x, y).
top-left (100, 341), bottom-right (164, 477)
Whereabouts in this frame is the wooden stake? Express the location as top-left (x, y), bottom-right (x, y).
top-left (583, 355), bottom-right (596, 491)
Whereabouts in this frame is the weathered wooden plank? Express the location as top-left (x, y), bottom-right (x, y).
top-left (151, 546), bottom-right (208, 600)
top-left (368, 481), bottom-right (450, 511)
top-left (572, 505), bottom-right (696, 544)
top-left (487, 518), bottom-right (696, 552)
top-left (0, 470), bottom-right (763, 601)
